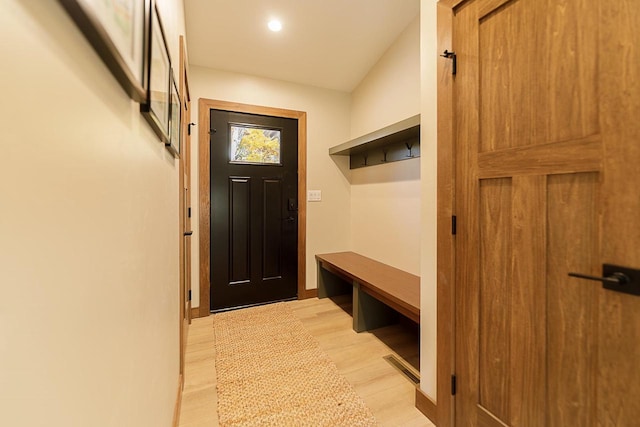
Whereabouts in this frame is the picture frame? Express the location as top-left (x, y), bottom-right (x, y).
top-left (167, 71), bottom-right (181, 157)
top-left (140, 2), bottom-right (171, 143)
top-left (58, 0), bottom-right (150, 102)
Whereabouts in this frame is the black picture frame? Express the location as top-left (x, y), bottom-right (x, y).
top-left (140, 2), bottom-right (171, 143)
top-left (58, 0), bottom-right (150, 102)
top-left (167, 71), bottom-right (181, 157)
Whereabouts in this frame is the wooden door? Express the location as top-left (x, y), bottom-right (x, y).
top-left (452, 0), bottom-right (640, 425)
top-left (178, 36), bottom-right (191, 377)
top-left (182, 97), bottom-right (192, 327)
top-left (209, 109), bottom-right (299, 311)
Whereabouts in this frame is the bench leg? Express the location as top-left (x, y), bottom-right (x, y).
top-left (317, 262), bottom-right (351, 298)
top-left (352, 282), bottom-right (398, 332)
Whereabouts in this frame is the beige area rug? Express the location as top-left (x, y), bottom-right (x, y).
top-left (213, 302), bottom-right (377, 426)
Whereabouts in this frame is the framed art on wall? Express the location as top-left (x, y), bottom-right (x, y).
top-left (58, 0), bottom-right (150, 102)
top-left (140, 2), bottom-right (171, 143)
top-left (167, 71), bottom-right (181, 157)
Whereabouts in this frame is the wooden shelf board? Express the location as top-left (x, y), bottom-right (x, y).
top-left (329, 114), bottom-right (421, 156)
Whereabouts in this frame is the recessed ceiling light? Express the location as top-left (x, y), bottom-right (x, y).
top-left (268, 19), bottom-right (282, 32)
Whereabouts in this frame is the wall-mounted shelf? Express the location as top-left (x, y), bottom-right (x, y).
top-left (329, 114), bottom-right (420, 169)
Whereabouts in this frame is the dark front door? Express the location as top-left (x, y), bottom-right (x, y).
top-left (210, 109), bottom-right (298, 311)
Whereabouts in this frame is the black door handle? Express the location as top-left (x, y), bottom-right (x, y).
top-left (568, 271), bottom-right (629, 285)
top-left (184, 231), bottom-right (193, 236)
top-left (568, 264), bottom-right (640, 296)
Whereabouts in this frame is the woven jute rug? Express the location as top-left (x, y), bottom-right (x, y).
top-left (213, 302), bottom-right (377, 426)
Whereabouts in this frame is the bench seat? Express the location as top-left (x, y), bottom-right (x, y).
top-left (316, 252), bottom-right (420, 332)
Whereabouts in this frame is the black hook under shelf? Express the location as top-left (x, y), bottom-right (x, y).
top-left (406, 142), bottom-right (414, 158)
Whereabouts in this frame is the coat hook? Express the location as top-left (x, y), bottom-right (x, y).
top-left (440, 49), bottom-right (457, 75)
top-left (187, 122), bottom-right (196, 135)
top-left (381, 149), bottom-right (388, 163)
top-left (363, 153), bottom-right (368, 166)
top-left (405, 142), bottom-right (414, 158)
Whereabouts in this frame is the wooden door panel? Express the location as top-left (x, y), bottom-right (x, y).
top-left (509, 176), bottom-right (547, 426)
top-left (598, 1), bottom-right (640, 423)
top-left (472, 176), bottom-right (604, 425)
top-left (479, 0), bottom-right (537, 152)
top-left (478, 178), bottom-right (512, 421)
top-left (478, 0), bottom-right (598, 152)
top-left (547, 172), bottom-right (599, 426)
top-left (510, 176), bottom-right (546, 425)
top-left (544, 0), bottom-right (598, 143)
top-left (475, 174), bottom-right (601, 425)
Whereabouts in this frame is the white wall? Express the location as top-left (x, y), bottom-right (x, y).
top-left (0, 1), bottom-right (185, 425)
top-left (189, 67), bottom-right (352, 307)
top-left (420, 0), bottom-right (439, 400)
top-left (348, 16), bottom-right (421, 275)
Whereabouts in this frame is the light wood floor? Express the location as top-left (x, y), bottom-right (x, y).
top-left (179, 296), bottom-right (433, 427)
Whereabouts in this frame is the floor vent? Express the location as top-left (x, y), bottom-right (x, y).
top-left (383, 354), bottom-right (420, 385)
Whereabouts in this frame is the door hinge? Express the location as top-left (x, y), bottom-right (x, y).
top-left (451, 375), bottom-right (457, 395)
top-left (452, 215), bottom-right (457, 235)
top-left (188, 290), bottom-right (192, 301)
top-left (441, 50), bottom-right (457, 74)
top-left (188, 207), bottom-right (191, 218)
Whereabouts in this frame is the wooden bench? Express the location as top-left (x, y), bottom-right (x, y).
top-left (315, 252), bottom-right (420, 332)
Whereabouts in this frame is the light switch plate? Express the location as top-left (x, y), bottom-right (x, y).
top-left (307, 190), bottom-right (322, 202)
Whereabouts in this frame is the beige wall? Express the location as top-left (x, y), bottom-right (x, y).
top-left (350, 16), bottom-right (421, 138)
top-left (349, 161), bottom-right (421, 275)
top-left (346, 6), bottom-right (438, 400)
top-left (189, 67), bottom-right (352, 307)
top-left (1, 1), bottom-right (185, 425)
top-left (348, 16), bottom-right (421, 276)
top-left (420, 0), bottom-right (439, 400)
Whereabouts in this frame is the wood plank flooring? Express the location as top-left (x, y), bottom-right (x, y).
top-left (179, 296), bottom-right (433, 426)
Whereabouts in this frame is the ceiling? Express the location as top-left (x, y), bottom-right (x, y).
top-left (184, 0), bottom-right (420, 93)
